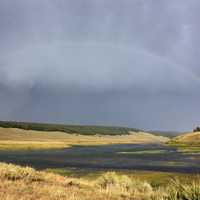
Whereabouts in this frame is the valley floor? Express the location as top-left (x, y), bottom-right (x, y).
top-left (1, 127), bottom-right (200, 199)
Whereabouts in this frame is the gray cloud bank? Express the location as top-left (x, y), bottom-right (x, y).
top-left (0, 0), bottom-right (200, 131)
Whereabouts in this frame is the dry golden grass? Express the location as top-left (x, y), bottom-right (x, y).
top-left (0, 127), bottom-right (169, 150)
top-left (0, 140), bottom-right (70, 151)
top-left (171, 131), bottom-right (200, 144)
top-left (0, 162), bottom-right (153, 200)
top-left (1, 162), bottom-right (200, 200)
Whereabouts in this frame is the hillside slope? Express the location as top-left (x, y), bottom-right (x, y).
top-left (0, 127), bottom-right (169, 151)
top-left (0, 121), bottom-right (141, 135)
top-left (170, 131), bottom-right (200, 145)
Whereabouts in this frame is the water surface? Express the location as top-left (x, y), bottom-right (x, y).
top-left (0, 144), bottom-right (199, 173)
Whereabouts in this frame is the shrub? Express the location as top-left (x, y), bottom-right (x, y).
top-left (0, 162), bottom-right (43, 182)
top-left (133, 180), bottom-right (153, 193)
top-left (118, 175), bottom-right (133, 192)
top-left (96, 172), bottom-right (122, 190)
top-left (96, 171), bottom-right (152, 195)
top-left (193, 127), bottom-right (200, 132)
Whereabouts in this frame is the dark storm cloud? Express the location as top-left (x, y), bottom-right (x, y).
top-left (0, 0), bottom-right (200, 131)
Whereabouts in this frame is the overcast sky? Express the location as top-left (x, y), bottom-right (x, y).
top-left (0, 0), bottom-right (200, 131)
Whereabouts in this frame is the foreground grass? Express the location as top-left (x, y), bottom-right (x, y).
top-left (1, 162), bottom-right (200, 200)
top-left (0, 127), bottom-right (168, 151)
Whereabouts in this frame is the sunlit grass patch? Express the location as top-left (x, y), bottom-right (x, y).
top-left (0, 141), bottom-right (70, 151)
top-left (0, 162), bottom-right (43, 182)
top-left (96, 171), bottom-right (153, 196)
top-left (1, 162), bottom-right (200, 200)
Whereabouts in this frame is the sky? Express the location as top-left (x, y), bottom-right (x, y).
top-left (0, 0), bottom-right (200, 131)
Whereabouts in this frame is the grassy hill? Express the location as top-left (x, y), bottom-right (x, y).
top-left (169, 131), bottom-right (200, 145)
top-left (0, 121), bottom-right (141, 135)
top-left (0, 127), bottom-right (168, 151)
top-left (0, 121), bottom-right (169, 151)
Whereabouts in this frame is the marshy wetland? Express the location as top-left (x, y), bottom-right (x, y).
top-left (0, 143), bottom-right (200, 174)
top-left (0, 125), bottom-right (200, 183)
top-left (1, 124), bottom-right (200, 199)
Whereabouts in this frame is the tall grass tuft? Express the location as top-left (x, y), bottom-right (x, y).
top-left (0, 162), bottom-right (43, 182)
top-left (166, 178), bottom-right (200, 200)
top-left (96, 171), bottom-right (152, 196)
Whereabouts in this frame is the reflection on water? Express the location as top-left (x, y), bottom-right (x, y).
top-left (0, 144), bottom-right (200, 173)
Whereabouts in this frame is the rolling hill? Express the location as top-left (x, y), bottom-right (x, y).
top-left (0, 121), bottom-right (141, 136)
top-left (0, 121), bottom-right (169, 150)
top-left (169, 131), bottom-right (200, 145)
top-left (0, 127), bottom-right (169, 150)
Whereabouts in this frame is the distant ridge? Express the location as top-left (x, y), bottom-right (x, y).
top-left (0, 121), bottom-right (142, 136)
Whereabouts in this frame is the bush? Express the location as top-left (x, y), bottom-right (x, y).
top-left (118, 175), bottom-right (133, 192)
top-left (193, 127), bottom-right (200, 132)
top-left (0, 162), bottom-right (43, 182)
top-left (96, 172), bottom-right (152, 195)
top-left (96, 172), bottom-right (124, 190)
